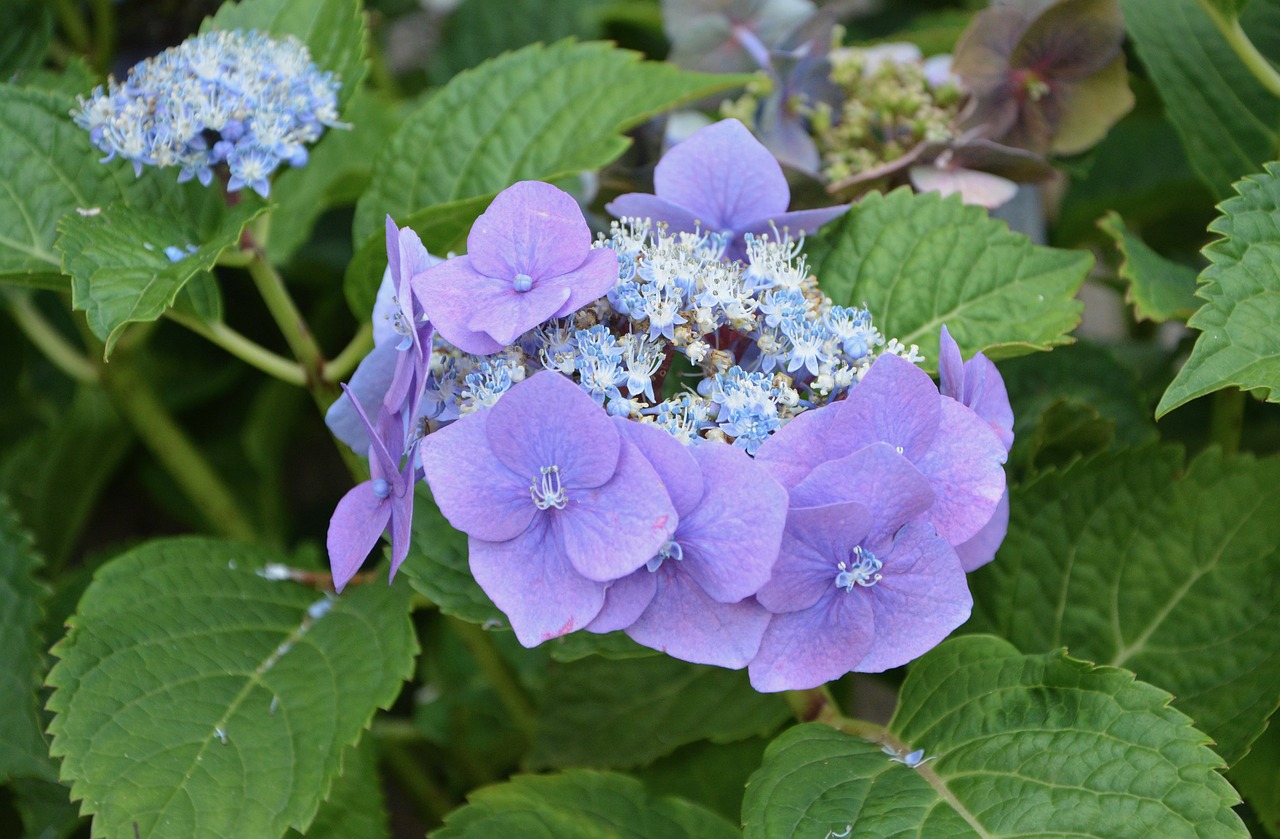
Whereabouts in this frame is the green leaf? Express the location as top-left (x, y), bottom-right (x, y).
top-left (1199, 0), bottom-right (1247, 24)
top-left (399, 486), bottom-right (504, 626)
top-left (1159, 163), bottom-right (1280, 415)
top-left (285, 738), bottom-right (390, 839)
top-left (1123, 0), bottom-right (1280, 199)
top-left (352, 39), bottom-right (751, 245)
top-left (10, 778), bottom-right (83, 839)
top-left (743, 636), bottom-right (1247, 838)
top-left (633, 736), bottom-right (770, 823)
top-left (0, 495), bottom-right (54, 782)
top-left (0, 0), bottom-right (52, 76)
top-left (430, 0), bottom-right (611, 81)
top-left (808, 188), bottom-right (1091, 364)
top-left (172, 271), bottom-right (224, 323)
top-left (968, 446), bottom-right (1280, 766)
top-left (59, 199), bottom-right (264, 356)
top-left (530, 655), bottom-right (789, 769)
top-left (432, 770), bottom-right (739, 839)
top-left (1021, 398), bottom-right (1117, 471)
top-left (543, 630), bottom-right (659, 663)
top-left (1230, 719), bottom-right (1280, 836)
top-left (203, 0), bottom-right (366, 108)
top-left (1099, 210), bottom-right (1201, 322)
top-left (46, 537), bottom-right (416, 839)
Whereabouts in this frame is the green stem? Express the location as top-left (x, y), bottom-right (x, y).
top-left (165, 310), bottom-right (308, 386)
top-left (324, 322), bottom-right (374, 384)
top-left (89, 0), bottom-right (115, 74)
top-left (448, 617), bottom-right (538, 737)
top-left (246, 253), bottom-right (328, 386)
top-left (5, 293), bottom-right (98, 384)
top-left (783, 687), bottom-right (894, 744)
top-left (102, 356), bottom-right (258, 542)
top-left (53, 0), bottom-right (92, 54)
top-left (1210, 387), bottom-right (1245, 457)
top-left (379, 739), bottom-right (454, 825)
top-left (1199, 0), bottom-right (1280, 98)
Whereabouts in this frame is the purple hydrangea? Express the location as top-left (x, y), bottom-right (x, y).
top-left (419, 371), bottom-right (677, 645)
top-left (606, 119), bottom-right (848, 260)
top-left (414, 181), bottom-right (619, 355)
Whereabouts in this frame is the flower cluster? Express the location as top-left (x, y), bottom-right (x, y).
top-left (331, 120), bottom-right (1012, 691)
top-left (73, 29), bottom-right (343, 196)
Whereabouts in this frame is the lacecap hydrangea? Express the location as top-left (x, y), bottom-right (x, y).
top-left (330, 119), bottom-right (1011, 692)
top-left (73, 29), bottom-right (343, 196)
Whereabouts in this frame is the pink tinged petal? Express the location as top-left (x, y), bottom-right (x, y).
top-left (917, 397), bottom-right (1008, 545)
top-left (677, 442), bottom-right (787, 602)
top-left (419, 410), bottom-right (535, 542)
top-left (756, 502), bottom-right (872, 613)
top-left (468, 522), bottom-right (607, 647)
top-left (789, 443), bottom-right (935, 541)
top-left (909, 165), bottom-right (1018, 209)
top-left (654, 119), bottom-right (791, 229)
top-left (486, 371), bottom-right (621, 490)
top-left (327, 482), bottom-right (392, 592)
top-left (854, 521), bottom-right (972, 673)
top-left (956, 485), bottom-right (1009, 572)
top-left (466, 180), bottom-right (593, 281)
top-left (754, 401), bottom-right (839, 488)
top-left (937, 324), bottom-right (966, 402)
top-left (626, 569), bottom-right (772, 669)
top-left (413, 257), bottom-right (509, 355)
top-left (604, 194), bottom-right (705, 235)
top-left (832, 353), bottom-right (941, 461)
top-left (466, 280), bottom-right (571, 346)
top-left (548, 247), bottom-right (621, 319)
top-left (938, 325), bottom-right (1014, 452)
top-left (748, 593), bottom-right (875, 692)
top-left (326, 343), bottom-right (397, 453)
top-left (586, 569), bottom-right (658, 633)
top-left (614, 417), bottom-right (704, 516)
top-left (559, 438), bottom-right (678, 581)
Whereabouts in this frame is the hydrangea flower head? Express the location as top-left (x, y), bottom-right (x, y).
top-left (72, 29), bottom-right (343, 196)
top-left (415, 181), bottom-right (619, 355)
top-left (606, 119), bottom-right (848, 260)
top-left (420, 371), bottom-right (676, 645)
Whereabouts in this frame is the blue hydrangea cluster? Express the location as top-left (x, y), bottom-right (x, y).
top-left (73, 30), bottom-right (343, 196)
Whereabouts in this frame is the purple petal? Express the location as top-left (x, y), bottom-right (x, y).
top-left (326, 344), bottom-right (397, 453)
top-left (737, 205), bottom-right (850, 241)
top-left (626, 568), bottom-right (772, 668)
top-left (654, 119), bottom-right (791, 229)
top-left (937, 324), bottom-right (966, 402)
top-left (341, 385), bottom-right (401, 486)
top-left (419, 409), bottom-right (535, 542)
top-left (748, 593), bottom-right (874, 692)
top-left (676, 441), bottom-right (787, 603)
top-left (831, 353), bottom-right (942, 461)
top-left (388, 461), bottom-right (416, 580)
top-left (468, 521), bottom-right (607, 647)
top-left (788, 443), bottom-right (935, 545)
top-left (559, 438), bottom-right (677, 581)
top-left (466, 281), bottom-right (571, 346)
top-left (855, 520), bottom-right (972, 673)
top-left (604, 193), bottom-right (705, 234)
top-left (486, 371), bottom-right (620, 491)
top-left (955, 485), bottom-right (1009, 572)
top-left (614, 417), bottom-right (704, 516)
top-left (327, 482), bottom-right (391, 592)
top-left (586, 569), bottom-right (658, 633)
top-left (371, 268), bottom-right (400, 348)
top-left (917, 397), bottom-right (1007, 545)
top-left (466, 181), bottom-right (593, 281)
top-left (754, 402), bottom-right (840, 488)
top-left (756, 502), bottom-right (872, 613)
top-left (547, 247), bottom-right (620, 319)
top-left (413, 257), bottom-right (508, 355)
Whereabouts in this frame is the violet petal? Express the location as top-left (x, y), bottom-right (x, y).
top-left (327, 482), bottom-right (391, 592)
top-left (626, 568), bottom-right (772, 669)
top-left (748, 592), bottom-right (874, 692)
top-left (466, 180), bottom-right (593, 281)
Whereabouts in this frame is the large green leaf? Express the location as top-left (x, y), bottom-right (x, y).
top-left (203, 0), bottom-right (366, 108)
top-left (430, 0), bottom-right (611, 81)
top-left (743, 635), bottom-right (1247, 838)
top-left (1099, 211), bottom-right (1201, 322)
top-left (59, 199), bottom-right (264, 356)
top-left (808, 188), bottom-right (1091, 364)
top-left (530, 654), bottom-right (789, 769)
top-left (352, 39), bottom-right (750, 245)
top-left (0, 0), bottom-right (51, 76)
top-left (46, 537), bottom-right (416, 839)
top-left (1123, 0), bottom-right (1280, 199)
top-left (969, 446), bottom-right (1280, 766)
top-left (1159, 163), bottom-right (1280, 415)
top-left (432, 770), bottom-right (739, 839)
top-left (0, 495), bottom-right (53, 782)
top-left (285, 739), bottom-right (389, 839)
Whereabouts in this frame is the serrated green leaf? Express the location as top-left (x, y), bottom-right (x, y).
top-left (633, 736), bottom-right (770, 823)
top-left (968, 446), bottom-right (1280, 766)
top-left (0, 495), bottom-right (54, 782)
top-left (59, 199), bottom-right (264, 356)
top-left (46, 537), bottom-right (416, 839)
top-left (743, 635), bottom-right (1247, 838)
top-left (203, 0), bottom-right (365, 108)
top-left (430, 0), bottom-right (611, 81)
top-left (808, 188), bottom-right (1091, 365)
top-left (1022, 398), bottom-right (1116, 470)
top-left (1159, 163), bottom-right (1280, 415)
top-left (285, 738), bottom-right (389, 839)
top-left (352, 39), bottom-right (751, 245)
top-left (172, 271), bottom-right (224, 323)
top-left (399, 485), bottom-right (504, 626)
top-left (1123, 0), bottom-right (1280, 199)
top-left (530, 655), bottom-right (789, 769)
top-left (1099, 211), bottom-right (1200, 322)
top-left (432, 770), bottom-right (739, 839)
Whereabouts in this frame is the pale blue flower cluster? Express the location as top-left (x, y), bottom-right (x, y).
top-left (73, 30), bottom-right (342, 196)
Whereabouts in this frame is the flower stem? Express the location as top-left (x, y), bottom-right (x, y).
top-left (448, 617), bottom-right (538, 737)
top-left (1198, 0), bottom-right (1280, 99)
top-left (324, 322), bottom-right (375, 384)
top-left (783, 687), bottom-right (894, 744)
top-left (1210, 387), bottom-right (1245, 457)
top-left (53, 0), bottom-right (92, 54)
top-left (4, 292), bottom-right (98, 384)
top-left (165, 310), bottom-right (308, 386)
top-left (245, 253), bottom-right (328, 386)
top-left (101, 355), bottom-right (258, 542)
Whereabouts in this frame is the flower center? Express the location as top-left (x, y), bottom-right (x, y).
top-left (835, 546), bottom-right (882, 591)
top-left (513, 273), bottom-right (534, 293)
top-left (529, 465), bottom-right (567, 510)
top-left (371, 478), bottom-right (391, 500)
top-left (646, 539), bottom-right (683, 572)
